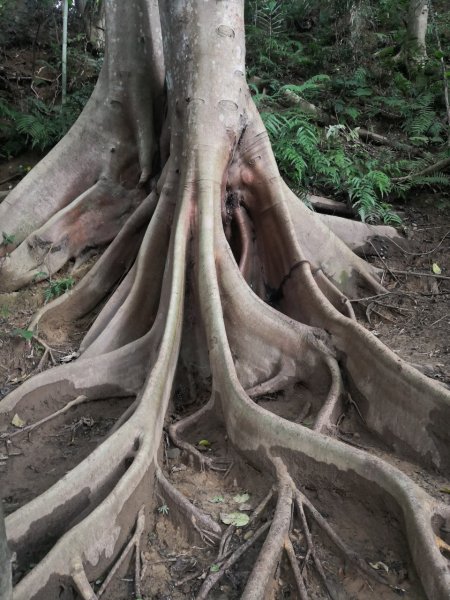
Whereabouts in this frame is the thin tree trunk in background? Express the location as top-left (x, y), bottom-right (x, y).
top-left (0, 503), bottom-right (12, 600)
top-left (428, 0), bottom-right (450, 143)
top-left (75, 0), bottom-right (105, 49)
top-left (407, 0), bottom-right (428, 62)
top-left (62, 0), bottom-right (68, 104)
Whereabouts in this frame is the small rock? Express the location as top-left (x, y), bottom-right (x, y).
top-left (166, 447), bottom-right (181, 459)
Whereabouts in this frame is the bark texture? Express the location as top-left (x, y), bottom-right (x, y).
top-left (0, 1), bottom-right (449, 599)
top-left (407, 0), bottom-right (429, 62)
top-left (0, 503), bottom-right (12, 600)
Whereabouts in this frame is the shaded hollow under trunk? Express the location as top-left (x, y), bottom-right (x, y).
top-left (0, 1), bottom-right (449, 599)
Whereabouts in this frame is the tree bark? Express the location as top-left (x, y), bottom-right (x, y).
top-left (0, 503), bottom-right (12, 600)
top-left (407, 0), bottom-right (429, 62)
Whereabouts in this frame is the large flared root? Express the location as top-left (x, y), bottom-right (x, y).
top-left (1, 0), bottom-right (450, 599)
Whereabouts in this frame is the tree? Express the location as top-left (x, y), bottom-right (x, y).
top-left (0, 1), bottom-right (449, 598)
top-left (406, 0), bottom-right (429, 63)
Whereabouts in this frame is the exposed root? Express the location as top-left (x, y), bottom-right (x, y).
top-left (284, 536), bottom-right (309, 600)
top-left (29, 190), bottom-right (158, 335)
top-left (0, 180), bottom-right (144, 291)
top-left (195, 520), bottom-right (272, 600)
top-left (156, 466), bottom-right (222, 545)
top-left (2, 3), bottom-right (450, 599)
top-left (296, 487), bottom-right (337, 600)
top-left (168, 399), bottom-right (231, 472)
top-left (241, 474), bottom-right (293, 599)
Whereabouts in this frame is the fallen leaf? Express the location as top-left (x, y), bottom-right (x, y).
top-left (197, 439), bottom-right (210, 447)
top-left (60, 352), bottom-right (79, 363)
top-left (209, 495), bottom-right (225, 504)
top-left (436, 535), bottom-right (450, 553)
top-left (432, 263), bottom-right (442, 275)
top-left (369, 561), bottom-right (389, 573)
top-left (233, 492), bottom-right (250, 503)
top-left (220, 512), bottom-right (250, 527)
top-left (11, 414), bottom-right (25, 428)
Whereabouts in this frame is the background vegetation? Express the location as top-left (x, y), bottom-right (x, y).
top-left (0, 0), bottom-right (449, 223)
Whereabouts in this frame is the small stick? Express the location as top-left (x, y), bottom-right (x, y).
top-left (295, 489), bottom-right (380, 581)
top-left (296, 497), bottom-right (337, 600)
top-left (195, 520), bottom-right (271, 600)
top-left (156, 466), bottom-right (222, 544)
top-left (2, 395), bottom-right (89, 440)
top-left (429, 314), bottom-right (449, 326)
top-left (97, 506), bottom-right (145, 597)
top-left (250, 487), bottom-right (275, 523)
top-left (285, 536), bottom-right (309, 600)
top-left (390, 269), bottom-right (450, 281)
top-left (385, 231), bottom-right (449, 257)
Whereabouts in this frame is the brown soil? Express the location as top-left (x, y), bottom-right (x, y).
top-left (0, 178), bottom-right (449, 598)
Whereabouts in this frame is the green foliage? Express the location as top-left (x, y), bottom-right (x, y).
top-left (246, 0), bottom-right (450, 223)
top-left (0, 90), bottom-right (91, 158)
top-left (13, 328), bottom-right (34, 341)
top-left (1, 232), bottom-right (15, 245)
top-left (260, 107), bottom-right (401, 223)
top-left (44, 277), bottom-right (75, 303)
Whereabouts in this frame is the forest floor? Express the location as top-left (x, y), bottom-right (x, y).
top-left (0, 157), bottom-right (449, 599)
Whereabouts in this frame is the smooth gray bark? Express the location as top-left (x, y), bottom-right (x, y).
top-left (0, 503), bottom-right (12, 600)
top-left (407, 0), bottom-right (428, 61)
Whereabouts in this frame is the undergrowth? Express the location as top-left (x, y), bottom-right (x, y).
top-left (245, 0), bottom-right (450, 223)
top-left (0, 91), bottom-right (92, 158)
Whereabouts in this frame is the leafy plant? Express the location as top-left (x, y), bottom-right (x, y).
top-left (1, 232), bottom-right (15, 245)
top-left (44, 277), bottom-right (75, 303)
top-left (157, 504), bottom-right (169, 515)
top-left (13, 328), bottom-right (34, 341)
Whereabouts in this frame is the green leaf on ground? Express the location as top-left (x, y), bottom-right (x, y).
top-left (209, 495), bottom-right (225, 503)
top-left (220, 512), bottom-right (250, 527)
top-left (233, 492), bottom-right (250, 503)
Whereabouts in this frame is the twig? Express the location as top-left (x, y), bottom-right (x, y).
top-left (296, 498), bottom-right (338, 600)
top-left (195, 521), bottom-right (271, 600)
top-left (1, 395), bottom-right (89, 440)
top-left (97, 506), bottom-right (145, 597)
top-left (390, 269), bottom-right (450, 281)
top-left (368, 241), bottom-right (400, 283)
top-left (0, 172), bottom-right (22, 186)
top-left (285, 536), bottom-right (309, 600)
top-left (429, 314), bottom-right (449, 326)
top-left (385, 231), bottom-right (449, 256)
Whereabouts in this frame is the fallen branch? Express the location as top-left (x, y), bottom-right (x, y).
top-left (390, 269), bottom-right (450, 281)
top-left (1, 394), bottom-right (89, 440)
top-left (97, 506), bottom-right (145, 598)
top-left (281, 89), bottom-right (419, 153)
top-left (195, 521), bottom-right (271, 600)
top-left (393, 157), bottom-right (450, 183)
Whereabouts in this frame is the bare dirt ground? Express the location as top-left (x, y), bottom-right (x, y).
top-left (0, 164), bottom-right (449, 598)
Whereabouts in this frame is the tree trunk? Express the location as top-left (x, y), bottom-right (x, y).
top-left (0, 1), bottom-right (450, 599)
top-left (75, 0), bottom-right (105, 49)
top-left (0, 503), bottom-right (12, 600)
top-left (407, 0), bottom-right (429, 62)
